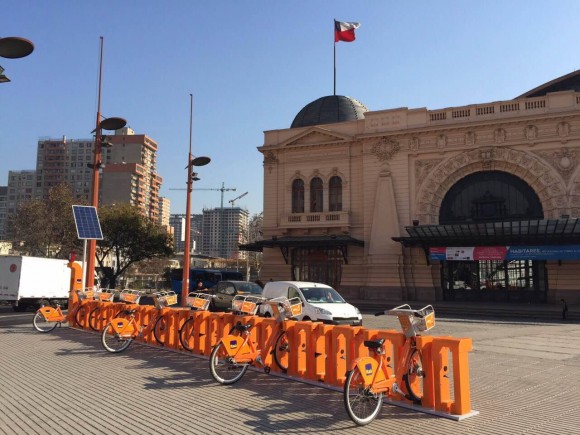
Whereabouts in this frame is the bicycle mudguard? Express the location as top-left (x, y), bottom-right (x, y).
top-left (110, 317), bottom-right (136, 336)
top-left (353, 357), bottom-right (387, 386)
top-left (38, 306), bottom-right (64, 322)
top-left (220, 335), bottom-right (252, 357)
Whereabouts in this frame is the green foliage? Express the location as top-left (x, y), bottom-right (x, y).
top-left (7, 184), bottom-right (82, 258)
top-left (96, 203), bottom-right (173, 288)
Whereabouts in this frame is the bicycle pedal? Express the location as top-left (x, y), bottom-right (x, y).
top-left (264, 367), bottom-right (271, 374)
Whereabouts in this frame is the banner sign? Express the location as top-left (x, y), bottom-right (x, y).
top-left (430, 245), bottom-right (580, 261)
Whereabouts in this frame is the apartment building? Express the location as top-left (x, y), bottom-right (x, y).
top-left (169, 213), bottom-right (202, 254)
top-left (201, 207), bottom-right (249, 259)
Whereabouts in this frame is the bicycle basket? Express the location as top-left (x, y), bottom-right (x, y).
top-left (186, 292), bottom-right (212, 311)
top-left (77, 288), bottom-right (95, 301)
top-left (95, 289), bottom-right (115, 302)
top-left (232, 295), bottom-right (262, 315)
top-left (153, 291), bottom-right (178, 308)
top-left (119, 289), bottom-right (142, 304)
top-left (282, 297), bottom-right (302, 318)
top-left (389, 304), bottom-right (435, 337)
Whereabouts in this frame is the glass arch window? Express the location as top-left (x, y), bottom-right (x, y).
top-left (310, 177), bottom-right (323, 212)
top-left (329, 176), bottom-right (342, 211)
top-left (439, 171), bottom-right (543, 224)
top-left (291, 179), bottom-right (304, 213)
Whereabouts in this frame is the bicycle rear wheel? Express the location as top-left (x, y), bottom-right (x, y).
top-left (404, 348), bottom-right (424, 404)
top-left (273, 331), bottom-right (289, 372)
top-left (344, 366), bottom-right (384, 426)
top-left (153, 315), bottom-right (167, 345)
top-left (101, 322), bottom-right (133, 353)
top-left (209, 341), bottom-right (249, 385)
top-left (74, 304), bottom-right (90, 328)
top-left (32, 311), bottom-right (58, 333)
top-left (88, 306), bottom-right (104, 331)
top-left (179, 318), bottom-right (195, 351)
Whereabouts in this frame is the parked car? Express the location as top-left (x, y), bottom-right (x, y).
top-left (211, 281), bottom-right (263, 312)
top-left (260, 281), bottom-right (362, 326)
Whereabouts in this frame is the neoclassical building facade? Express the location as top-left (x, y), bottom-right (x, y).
top-left (250, 71), bottom-right (580, 305)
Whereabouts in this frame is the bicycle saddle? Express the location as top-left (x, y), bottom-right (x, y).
top-left (364, 339), bottom-right (385, 349)
top-left (234, 323), bottom-right (252, 332)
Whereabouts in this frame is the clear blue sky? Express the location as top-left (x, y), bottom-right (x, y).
top-left (2, 1), bottom-right (579, 216)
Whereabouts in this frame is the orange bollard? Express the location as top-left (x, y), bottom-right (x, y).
top-left (287, 320), bottom-right (317, 379)
top-left (415, 335), bottom-right (435, 409)
top-left (329, 325), bottom-right (364, 386)
top-left (431, 337), bottom-right (473, 415)
top-left (192, 311), bottom-right (212, 355)
top-left (312, 324), bottom-right (333, 382)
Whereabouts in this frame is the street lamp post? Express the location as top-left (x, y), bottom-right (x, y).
top-left (0, 36), bottom-right (34, 83)
top-left (181, 93), bottom-right (210, 306)
top-left (85, 37), bottom-right (127, 289)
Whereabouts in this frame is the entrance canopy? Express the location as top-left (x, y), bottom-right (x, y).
top-left (239, 235), bottom-right (364, 264)
top-left (393, 218), bottom-right (580, 248)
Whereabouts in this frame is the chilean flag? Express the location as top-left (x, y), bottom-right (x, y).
top-left (334, 20), bottom-right (360, 42)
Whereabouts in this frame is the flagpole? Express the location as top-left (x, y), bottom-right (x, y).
top-left (333, 19), bottom-right (336, 95)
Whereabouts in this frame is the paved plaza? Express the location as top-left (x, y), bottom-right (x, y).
top-left (1, 307), bottom-right (580, 434)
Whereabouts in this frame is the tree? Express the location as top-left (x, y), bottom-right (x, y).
top-left (96, 203), bottom-right (173, 288)
top-left (7, 184), bottom-right (82, 258)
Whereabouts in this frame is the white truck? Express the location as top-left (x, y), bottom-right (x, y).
top-left (0, 255), bottom-right (73, 311)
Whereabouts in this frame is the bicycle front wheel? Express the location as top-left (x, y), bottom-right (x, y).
top-left (179, 318), bottom-right (195, 351)
top-left (344, 366), bottom-right (384, 426)
top-left (74, 304), bottom-right (90, 329)
top-left (153, 315), bottom-right (168, 345)
top-left (209, 341), bottom-right (249, 385)
top-left (273, 331), bottom-right (289, 372)
top-left (404, 348), bottom-right (424, 404)
top-left (32, 311), bottom-right (58, 333)
top-left (101, 322), bottom-right (133, 353)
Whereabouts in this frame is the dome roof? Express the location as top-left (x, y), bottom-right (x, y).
top-left (291, 95), bottom-right (368, 128)
top-left (517, 70), bottom-right (580, 98)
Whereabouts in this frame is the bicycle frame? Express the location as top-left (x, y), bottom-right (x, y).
top-left (108, 308), bottom-right (162, 340)
top-left (349, 338), bottom-right (415, 394)
top-left (218, 324), bottom-right (283, 367)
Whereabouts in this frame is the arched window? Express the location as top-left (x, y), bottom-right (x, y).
top-left (310, 177), bottom-right (323, 212)
top-left (329, 176), bottom-right (342, 211)
top-left (292, 179), bottom-right (304, 213)
top-left (439, 171), bottom-right (543, 223)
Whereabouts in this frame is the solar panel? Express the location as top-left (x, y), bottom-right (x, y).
top-left (72, 205), bottom-right (104, 240)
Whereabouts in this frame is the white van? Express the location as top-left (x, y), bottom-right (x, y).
top-left (260, 281), bottom-right (362, 326)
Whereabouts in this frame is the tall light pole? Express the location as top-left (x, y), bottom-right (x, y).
top-left (181, 94), bottom-right (210, 305)
top-left (0, 36), bottom-right (34, 83)
top-left (85, 36), bottom-right (127, 289)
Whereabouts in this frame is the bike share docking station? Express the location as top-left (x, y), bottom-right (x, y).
top-left (62, 262), bottom-right (479, 421)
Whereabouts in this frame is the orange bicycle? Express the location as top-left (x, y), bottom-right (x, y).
top-left (209, 295), bottom-right (302, 384)
top-left (32, 288), bottom-right (95, 332)
top-left (343, 304), bottom-right (435, 425)
top-left (178, 292), bottom-right (216, 351)
top-left (100, 290), bottom-right (178, 353)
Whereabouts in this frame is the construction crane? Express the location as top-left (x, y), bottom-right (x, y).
top-left (228, 191), bottom-right (248, 207)
top-left (169, 182), bottom-right (236, 257)
top-left (169, 182), bottom-right (236, 211)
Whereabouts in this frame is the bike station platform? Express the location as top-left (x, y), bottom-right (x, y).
top-left (1, 308), bottom-right (580, 434)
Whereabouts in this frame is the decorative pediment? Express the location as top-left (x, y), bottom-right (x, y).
top-left (280, 127), bottom-right (353, 147)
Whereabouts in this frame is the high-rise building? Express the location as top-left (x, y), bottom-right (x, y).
top-left (0, 186), bottom-right (7, 240)
top-left (158, 197), bottom-right (171, 228)
top-left (202, 207), bottom-right (249, 258)
top-left (100, 127), bottom-right (162, 222)
top-left (169, 213), bottom-right (202, 254)
top-left (36, 136), bottom-right (93, 202)
top-left (0, 170), bottom-right (36, 240)
top-left (33, 127), bottom-right (163, 221)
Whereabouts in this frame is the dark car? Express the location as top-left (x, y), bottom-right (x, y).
top-left (211, 281), bottom-right (263, 312)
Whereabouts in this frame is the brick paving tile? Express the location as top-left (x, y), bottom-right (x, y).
top-left (2, 311), bottom-right (580, 434)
